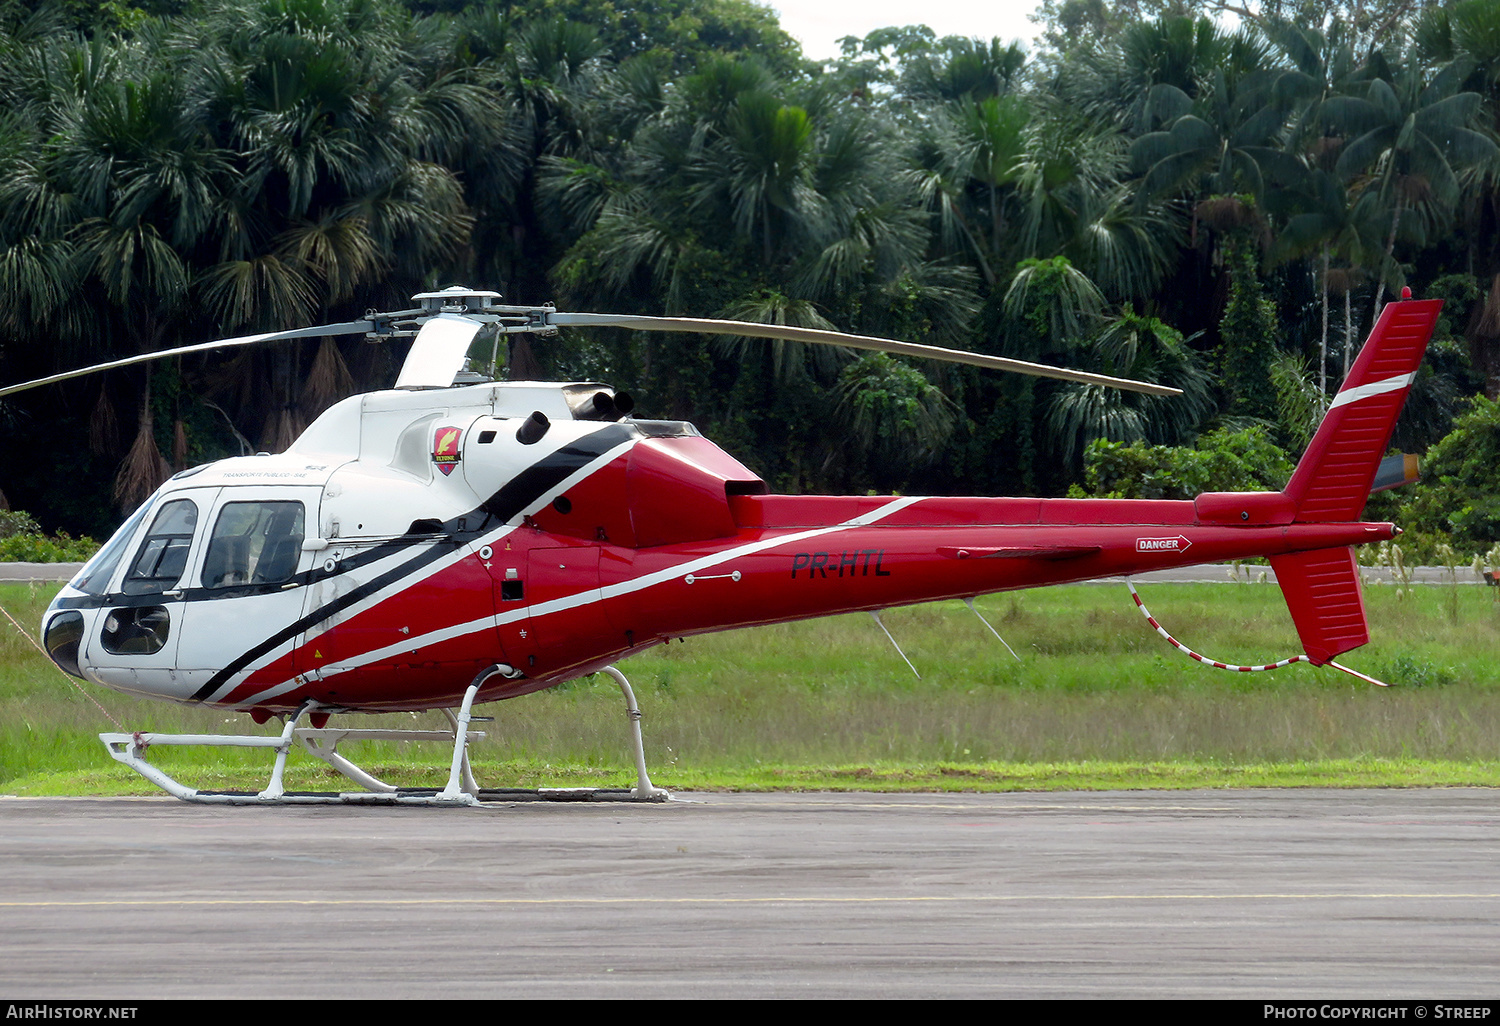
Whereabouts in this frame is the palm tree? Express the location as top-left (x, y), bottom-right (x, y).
top-left (1012, 108), bottom-right (1177, 306)
top-left (1323, 57), bottom-right (1498, 315)
top-left (900, 36), bottom-right (1028, 105)
top-left (1265, 18), bottom-right (1362, 144)
top-left (0, 0), bottom-right (503, 490)
top-left (1046, 305), bottom-right (1216, 463)
top-left (947, 95), bottom-right (1029, 283)
top-left (1129, 65), bottom-right (1302, 212)
top-left (832, 352), bottom-right (961, 491)
top-left (1271, 168), bottom-right (1386, 390)
top-left (1062, 14), bottom-right (1260, 135)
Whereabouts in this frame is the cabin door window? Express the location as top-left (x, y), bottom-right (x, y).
top-left (200, 501), bottom-right (306, 590)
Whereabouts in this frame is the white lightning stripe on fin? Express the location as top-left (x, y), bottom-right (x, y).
top-left (1328, 371), bottom-right (1417, 411)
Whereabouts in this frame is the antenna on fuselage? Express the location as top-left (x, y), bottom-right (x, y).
top-left (963, 597), bottom-right (1021, 661)
top-left (869, 611), bottom-right (921, 680)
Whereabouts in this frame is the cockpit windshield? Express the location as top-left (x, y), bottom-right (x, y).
top-left (121, 500), bottom-right (198, 596)
top-left (67, 502), bottom-right (150, 596)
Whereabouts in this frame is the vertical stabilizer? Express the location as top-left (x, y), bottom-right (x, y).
top-left (1284, 298), bottom-right (1442, 523)
top-left (1269, 296), bottom-right (1441, 665)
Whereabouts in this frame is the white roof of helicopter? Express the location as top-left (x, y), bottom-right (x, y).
top-left (162, 379), bottom-right (600, 486)
top-left (154, 378), bottom-right (642, 543)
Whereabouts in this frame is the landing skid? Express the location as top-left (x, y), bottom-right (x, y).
top-left (100, 664), bottom-right (670, 805)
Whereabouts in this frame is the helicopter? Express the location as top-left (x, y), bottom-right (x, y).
top-left (8, 286), bottom-right (1440, 805)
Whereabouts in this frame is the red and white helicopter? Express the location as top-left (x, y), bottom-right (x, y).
top-left (10, 286), bottom-right (1439, 805)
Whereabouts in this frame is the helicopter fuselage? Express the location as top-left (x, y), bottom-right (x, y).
top-left (40, 376), bottom-right (1396, 717)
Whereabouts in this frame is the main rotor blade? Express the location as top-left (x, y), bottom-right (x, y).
top-left (550, 313), bottom-right (1184, 397)
top-left (0, 319), bottom-right (377, 399)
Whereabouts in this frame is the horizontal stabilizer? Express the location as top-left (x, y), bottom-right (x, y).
top-left (1269, 547), bottom-right (1368, 665)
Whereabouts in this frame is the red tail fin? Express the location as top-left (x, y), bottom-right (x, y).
top-left (1269, 547), bottom-right (1368, 664)
top-left (1268, 297), bottom-right (1440, 665)
top-left (1284, 298), bottom-right (1442, 523)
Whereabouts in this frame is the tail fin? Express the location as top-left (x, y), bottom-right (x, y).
top-left (1283, 297), bottom-right (1442, 523)
top-left (1268, 296), bottom-right (1441, 665)
top-left (1269, 547), bottom-right (1367, 664)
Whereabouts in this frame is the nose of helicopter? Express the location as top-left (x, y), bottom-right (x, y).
top-left (40, 600), bottom-right (87, 680)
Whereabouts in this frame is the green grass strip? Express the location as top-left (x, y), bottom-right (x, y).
top-left (7, 758), bottom-right (1500, 797)
top-left (4, 579), bottom-right (1499, 795)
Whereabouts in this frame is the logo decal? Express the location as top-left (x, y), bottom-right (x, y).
top-left (1136, 535), bottom-right (1191, 553)
top-left (433, 426), bottom-right (463, 476)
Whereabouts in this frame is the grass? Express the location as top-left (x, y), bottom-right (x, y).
top-left (2, 576), bottom-right (1499, 795)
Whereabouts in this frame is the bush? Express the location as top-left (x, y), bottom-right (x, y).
top-left (1404, 396), bottom-right (1500, 553)
top-left (1074, 426), bottom-right (1295, 499)
top-left (0, 510), bottom-right (99, 562)
top-left (0, 510), bottom-right (42, 539)
top-left (1382, 655), bottom-right (1457, 688)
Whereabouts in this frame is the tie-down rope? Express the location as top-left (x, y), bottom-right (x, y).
top-left (1125, 580), bottom-right (1388, 686)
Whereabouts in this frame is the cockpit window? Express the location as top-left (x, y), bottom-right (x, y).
top-left (69, 501), bottom-right (151, 596)
top-left (201, 502), bottom-right (305, 589)
top-left (121, 500), bottom-right (198, 596)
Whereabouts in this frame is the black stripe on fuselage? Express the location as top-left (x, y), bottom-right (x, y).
top-left (481, 423), bottom-right (637, 522)
top-left (50, 516), bottom-right (494, 612)
top-left (186, 423), bottom-right (643, 703)
top-left (187, 534), bottom-right (469, 701)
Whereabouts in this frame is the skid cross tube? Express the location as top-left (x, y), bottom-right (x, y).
top-left (98, 663), bottom-right (671, 804)
top-left (100, 713), bottom-right (489, 805)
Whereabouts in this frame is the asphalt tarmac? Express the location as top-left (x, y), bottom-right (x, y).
top-left (2, 789), bottom-right (1498, 999)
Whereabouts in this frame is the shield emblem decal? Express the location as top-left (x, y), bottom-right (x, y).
top-left (432, 426), bottom-right (463, 476)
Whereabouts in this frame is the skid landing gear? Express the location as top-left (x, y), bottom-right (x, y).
top-left (100, 664), bottom-right (670, 805)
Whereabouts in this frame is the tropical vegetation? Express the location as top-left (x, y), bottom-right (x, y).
top-left (1, 0), bottom-right (1499, 563)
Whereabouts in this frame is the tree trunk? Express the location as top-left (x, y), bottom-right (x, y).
top-left (1343, 288), bottom-right (1354, 383)
top-left (1371, 190), bottom-right (1405, 320)
top-left (1319, 245), bottom-right (1330, 395)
